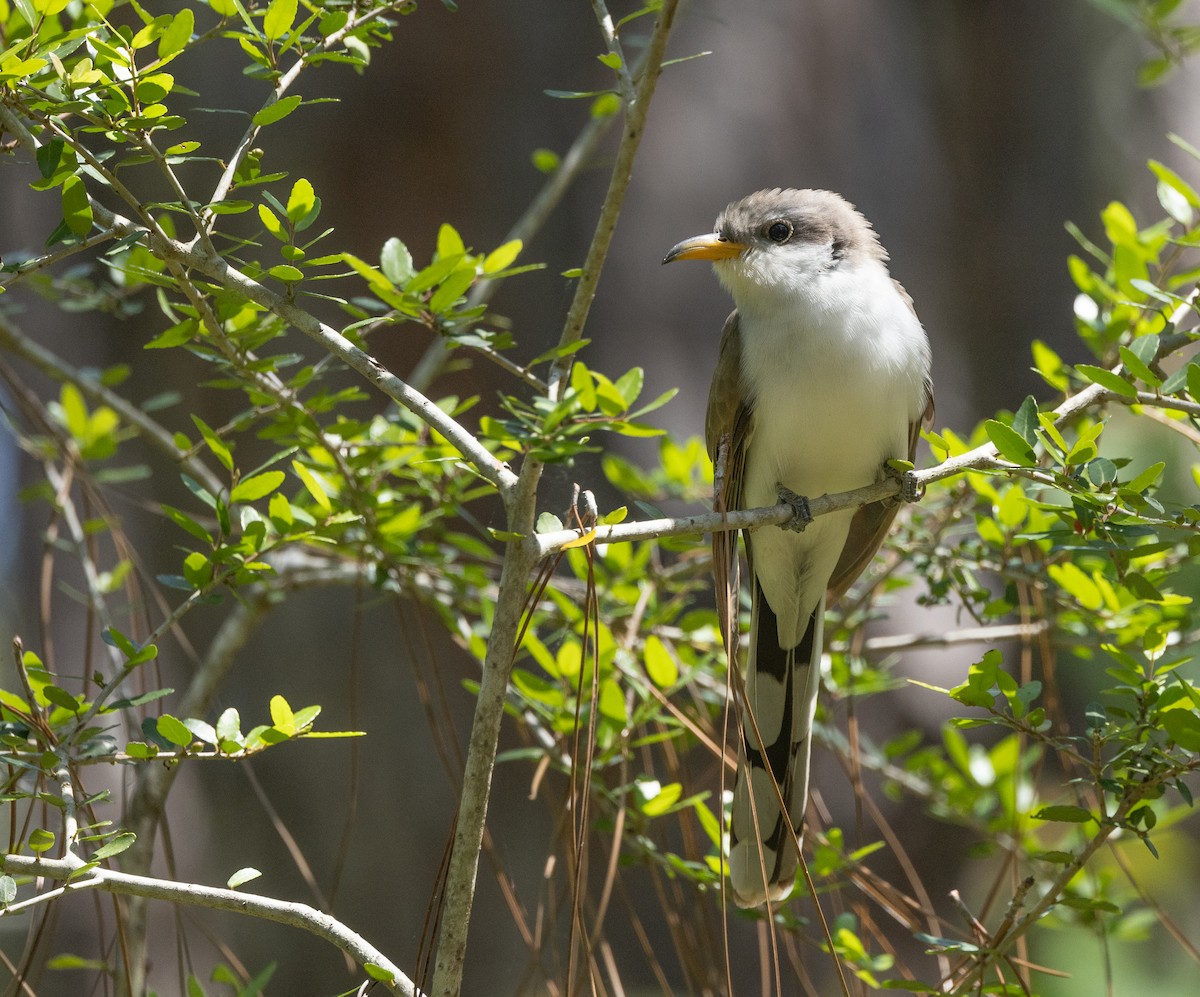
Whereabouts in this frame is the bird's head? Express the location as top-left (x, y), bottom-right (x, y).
top-left (663, 188), bottom-right (885, 306)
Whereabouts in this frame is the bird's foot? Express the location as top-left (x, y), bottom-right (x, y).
top-left (776, 485), bottom-right (812, 533)
top-left (884, 460), bottom-right (924, 503)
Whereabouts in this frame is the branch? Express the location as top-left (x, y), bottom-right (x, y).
top-left (0, 227), bottom-right (119, 290)
top-left (429, 6), bottom-right (680, 996)
top-left (84, 202), bottom-right (520, 502)
top-left (533, 325), bottom-right (1200, 558)
top-left (858, 621), bottom-right (1052, 654)
top-left (0, 854), bottom-right (414, 996)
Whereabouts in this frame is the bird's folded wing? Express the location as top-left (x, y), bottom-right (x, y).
top-left (829, 378), bottom-right (935, 599)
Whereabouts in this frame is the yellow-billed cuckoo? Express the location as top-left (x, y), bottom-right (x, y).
top-left (663, 189), bottom-right (933, 907)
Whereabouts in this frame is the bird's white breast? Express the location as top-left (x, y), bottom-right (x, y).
top-left (730, 258), bottom-right (929, 645)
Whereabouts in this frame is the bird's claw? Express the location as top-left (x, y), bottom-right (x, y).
top-left (776, 485), bottom-right (812, 532)
top-left (884, 462), bottom-right (924, 503)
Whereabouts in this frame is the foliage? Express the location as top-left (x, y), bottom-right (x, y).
top-left (0, 1), bottom-right (1199, 996)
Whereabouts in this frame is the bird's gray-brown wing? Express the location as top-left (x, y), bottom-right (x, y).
top-left (706, 310), bottom-right (751, 506)
top-left (707, 311), bottom-right (752, 642)
top-left (828, 376), bottom-right (935, 600)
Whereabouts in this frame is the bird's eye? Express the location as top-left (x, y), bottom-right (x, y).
top-left (765, 221), bottom-right (792, 244)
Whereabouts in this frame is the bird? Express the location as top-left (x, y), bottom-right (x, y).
top-left (662, 188), bottom-right (933, 908)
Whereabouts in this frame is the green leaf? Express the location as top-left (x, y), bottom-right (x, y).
top-left (1011, 395), bottom-right (1039, 445)
top-left (380, 237), bottom-right (415, 284)
top-left (268, 491), bottom-right (293, 528)
top-left (643, 634), bottom-right (678, 688)
top-left (1126, 461), bottom-right (1165, 493)
top-left (428, 266), bottom-right (475, 313)
top-left (185, 550), bottom-right (214, 588)
top-left (640, 781), bottom-right (682, 816)
top-left (1161, 708), bottom-right (1200, 752)
top-left (1076, 364), bottom-right (1138, 399)
top-left (291, 704), bottom-right (320, 730)
top-left (61, 175), bottom-right (93, 237)
top-left (570, 361), bottom-right (597, 411)
top-left (984, 420), bottom-right (1036, 465)
top-left (343, 251), bottom-right (397, 296)
top-left (1138, 54), bottom-right (1173, 87)
top-left (269, 694), bottom-right (295, 734)
top-left (36, 138), bottom-right (65, 179)
top-left (59, 382), bottom-right (89, 439)
top-left (28, 828), bottom-right (55, 854)
top-left (43, 685), bottom-right (81, 712)
top-left (227, 867), bottom-right (262, 889)
top-left (591, 92), bottom-right (622, 118)
top-left (206, 200), bottom-right (253, 215)
top-left (145, 318), bottom-right (197, 350)
top-left (161, 505), bottom-right (211, 543)
top-left (378, 504), bottom-right (422, 537)
top-left (103, 625), bottom-right (138, 658)
top-left (292, 459), bottom-right (331, 513)
top-left (158, 8), bottom-right (194, 60)
top-left (156, 714), bottom-right (194, 748)
top-left (1031, 339), bottom-right (1069, 391)
top-left (598, 678), bottom-right (627, 723)
top-left (285, 177), bottom-right (315, 223)
top-left (436, 222), bottom-right (465, 259)
top-left (483, 239), bottom-right (522, 273)
top-left (511, 668), bottom-right (564, 708)
top-left (125, 643), bottom-right (159, 669)
top-left (268, 264), bottom-right (303, 282)
top-left (191, 414), bottom-right (233, 472)
top-left (614, 366), bottom-right (644, 407)
top-left (216, 706), bottom-right (242, 742)
top-left (253, 94), bottom-right (302, 126)
top-left (1031, 805), bottom-right (1095, 824)
top-left (258, 203), bottom-right (285, 240)
top-left (263, 0), bottom-right (297, 40)
top-left (1118, 344), bottom-right (1161, 387)
top-left (1048, 562), bottom-right (1103, 611)
top-left (92, 831), bottom-right (136, 860)
top-left (231, 471), bottom-right (285, 503)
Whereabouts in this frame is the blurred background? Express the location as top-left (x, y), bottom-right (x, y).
top-left (3, 1), bottom-right (1200, 994)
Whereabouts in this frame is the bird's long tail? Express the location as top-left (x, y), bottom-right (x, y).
top-left (728, 584), bottom-right (824, 908)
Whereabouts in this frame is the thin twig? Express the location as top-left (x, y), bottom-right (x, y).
top-left (547, 1), bottom-right (680, 403)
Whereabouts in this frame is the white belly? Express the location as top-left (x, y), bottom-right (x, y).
top-left (736, 267), bottom-right (927, 647)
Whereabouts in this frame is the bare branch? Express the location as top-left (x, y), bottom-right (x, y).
top-left (0, 854), bottom-right (414, 996)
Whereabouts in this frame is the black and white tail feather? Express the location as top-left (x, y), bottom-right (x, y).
top-left (728, 581), bottom-right (823, 907)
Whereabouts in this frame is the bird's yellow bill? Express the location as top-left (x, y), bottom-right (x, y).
top-left (662, 234), bottom-right (745, 265)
